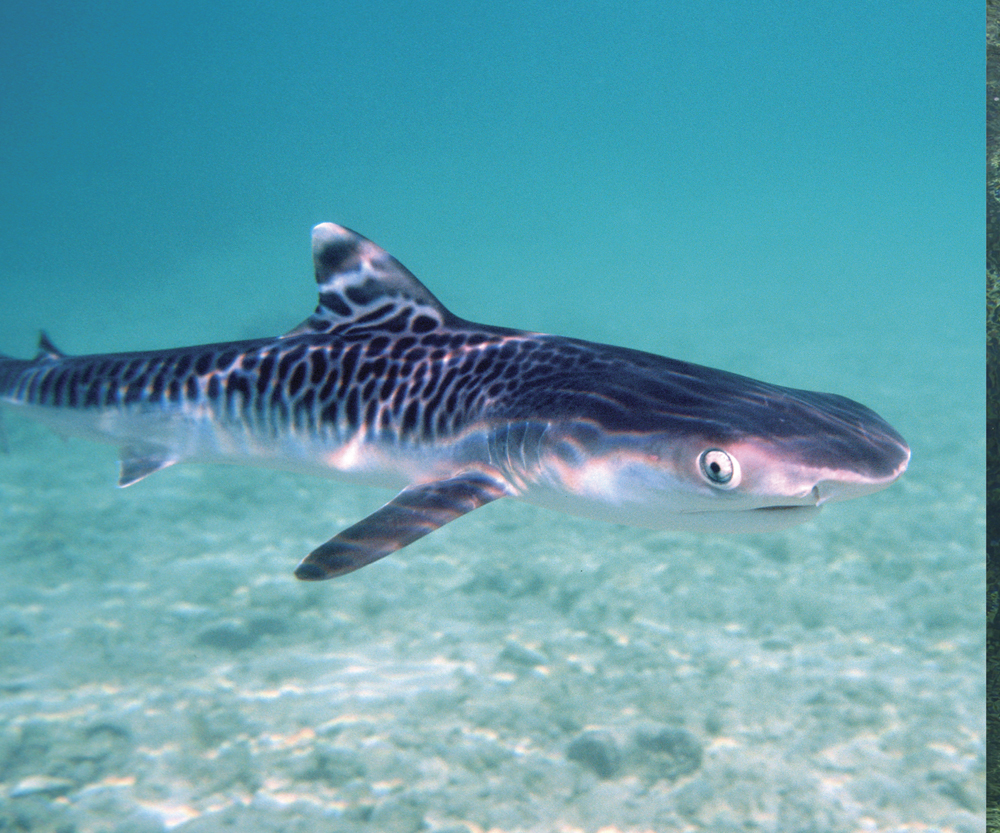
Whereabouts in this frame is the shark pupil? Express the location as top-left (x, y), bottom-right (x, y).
top-left (700, 449), bottom-right (734, 485)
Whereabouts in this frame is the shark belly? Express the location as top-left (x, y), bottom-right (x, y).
top-left (514, 478), bottom-right (822, 533)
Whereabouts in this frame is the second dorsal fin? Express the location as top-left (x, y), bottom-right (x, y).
top-left (35, 331), bottom-right (65, 361)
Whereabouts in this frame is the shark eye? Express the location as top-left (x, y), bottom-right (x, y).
top-left (699, 448), bottom-right (741, 489)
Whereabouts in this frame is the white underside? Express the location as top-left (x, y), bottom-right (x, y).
top-left (516, 485), bottom-right (821, 533)
top-left (5, 400), bottom-right (846, 535)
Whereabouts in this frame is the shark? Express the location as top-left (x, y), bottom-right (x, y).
top-left (0, 223), bottom-right (910, 580)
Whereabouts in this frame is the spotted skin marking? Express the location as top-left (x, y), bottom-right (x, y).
top-left (0, 223), bottom-right (910, 580)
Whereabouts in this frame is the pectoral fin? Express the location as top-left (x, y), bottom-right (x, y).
top-left (294, 471), bottom-right (508, 580)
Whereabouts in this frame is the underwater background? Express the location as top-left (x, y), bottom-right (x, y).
top-left (0, 2), bottom-right (983, 831)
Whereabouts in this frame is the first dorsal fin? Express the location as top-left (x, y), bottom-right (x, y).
top-left (35, 331), bottom-right (65, 361)
top-left (286, 223), bottom-right (453, 336)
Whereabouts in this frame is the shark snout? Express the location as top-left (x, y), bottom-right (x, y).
top-left (809, 440), bottom-right (910, 505)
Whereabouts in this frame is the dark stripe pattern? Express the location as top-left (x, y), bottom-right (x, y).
top-left (0, 291), bottom-right (910, 479)
top-left (0, 305), bottom-right (598, 448)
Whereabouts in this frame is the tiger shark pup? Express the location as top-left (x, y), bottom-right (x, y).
top-left (0, 223), bottom-right (910, 580)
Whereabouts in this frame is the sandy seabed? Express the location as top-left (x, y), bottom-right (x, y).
top-left (0, 390), bottom-right (984, 833)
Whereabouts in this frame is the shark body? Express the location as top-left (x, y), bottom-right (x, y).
top-left (0, 223), bottom-right (910, 579)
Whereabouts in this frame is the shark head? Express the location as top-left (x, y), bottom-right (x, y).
top-left (524, 356), bottom-right (910, 533)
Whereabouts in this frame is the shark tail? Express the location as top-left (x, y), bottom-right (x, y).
top-left (0, 333), bottom-right (63, 452)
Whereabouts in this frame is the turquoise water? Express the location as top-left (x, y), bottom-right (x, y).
top-left (0, 2), bottom-right (983, 831)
